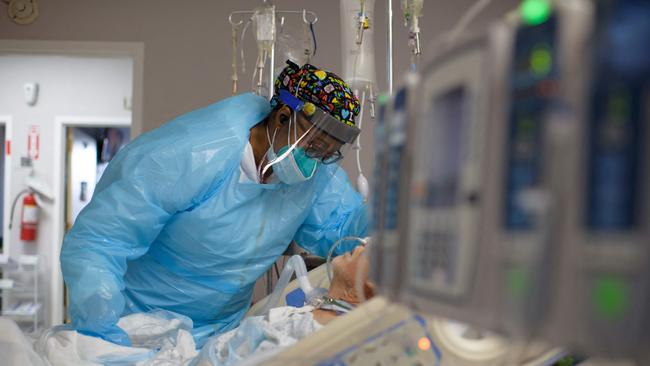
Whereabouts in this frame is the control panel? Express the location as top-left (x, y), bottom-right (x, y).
top-left (316, 316), bottom-right (441, 366)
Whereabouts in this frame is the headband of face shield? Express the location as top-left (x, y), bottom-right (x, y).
top-left (261, 89), bottom-right (361, 181)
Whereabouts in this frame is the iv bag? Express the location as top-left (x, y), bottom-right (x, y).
top-left (340, 0), bottom-right (377, 93)
top-left (275, 30), bottom-right (310, 77)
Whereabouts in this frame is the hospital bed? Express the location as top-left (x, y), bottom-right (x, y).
top-left (0, 262), bottom-right (625, 366)
top-left (246, 262), bottom-right (567, 366)
top-left (0, 317), bottom-right (47, 366)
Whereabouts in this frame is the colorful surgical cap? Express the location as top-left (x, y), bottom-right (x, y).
top-left (271, 60), bottom-right (361, 127)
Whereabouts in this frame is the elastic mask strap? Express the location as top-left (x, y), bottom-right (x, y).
top-left (259, 123), bottom-right (279, 179)
top-left (288, 112), bottom-right (293, 148)
top-left (293, 111), bottom-right (298, 144)
top-left (261, 122), bottom-right (315, 177)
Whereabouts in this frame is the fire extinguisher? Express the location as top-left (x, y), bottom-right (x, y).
top-left (10, 189), bottom-right (39, 242)
top-left (20, 192), bottom-right (39, 241)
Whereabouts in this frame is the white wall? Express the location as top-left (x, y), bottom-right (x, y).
top-left (0, 54), bottom-right (133, 326)
top-left (0, 0), bottom-right (520, 184)
top-left (0, 126), bottom-right (5, 240)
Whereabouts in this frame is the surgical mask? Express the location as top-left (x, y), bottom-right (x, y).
top-left (263, 119), bottom-right (318, 184)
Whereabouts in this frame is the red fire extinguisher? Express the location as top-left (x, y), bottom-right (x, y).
top-left (20, 192), bottom-right (39, 241)
top-left (10, 190), bottom-right (39, 242)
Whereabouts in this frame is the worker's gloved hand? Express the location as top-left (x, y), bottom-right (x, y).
top-left (78, 324), bottom-right (132, 347)
top-left (65, 272), bottom-right (131, 346)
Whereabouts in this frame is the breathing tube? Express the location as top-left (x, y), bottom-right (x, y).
top-left (254, 255), bottom-right (326, 315)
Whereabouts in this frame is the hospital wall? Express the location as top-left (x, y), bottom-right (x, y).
top-left (0, 0), bottom-right (519, 185)
top-left (0, 55), bottom-right (133, 326)
top-left (0, 0), bottom-right (519, 325)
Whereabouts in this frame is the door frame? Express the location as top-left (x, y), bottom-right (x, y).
top-left (52, 116), bottom-right (131, 325)
top-left (0, 116), bottom-right (13, 264)
top-left (0, 40), bottom-right (144, 138)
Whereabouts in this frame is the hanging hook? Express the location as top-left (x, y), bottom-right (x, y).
top-left (302, 9), bottom-right (318, 24)
top-left (229, 13), bottom-right (244, 26)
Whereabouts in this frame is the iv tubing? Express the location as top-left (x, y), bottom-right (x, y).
top-left (355, 89), bottom-right (366, 174)
top-left (447, 0), bottom-right (492, 47)
top-left (255, 255), bottom-right (319, 315)
top-left (269, 42), bottom-right (275, 99)
top-left (240, 17), bottom-right (252, 74)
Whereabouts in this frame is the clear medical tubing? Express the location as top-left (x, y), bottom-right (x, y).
top-left (255, 255), bottom-right (323, 315)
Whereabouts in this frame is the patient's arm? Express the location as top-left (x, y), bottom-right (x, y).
top-left (313, 308), bottom-right (339, 325)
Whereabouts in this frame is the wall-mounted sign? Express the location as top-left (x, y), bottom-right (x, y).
top-left (27, 125), bottom-right (39, 160)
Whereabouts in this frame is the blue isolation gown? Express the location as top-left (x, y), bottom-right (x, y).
top-left (60, 93), bottom-right (368, 346)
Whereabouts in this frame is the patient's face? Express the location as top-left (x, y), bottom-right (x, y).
top-left (332, 245), bottom-right (370, 287)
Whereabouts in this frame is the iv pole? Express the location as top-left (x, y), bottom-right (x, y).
top-left (387, 0), bottom-right (394, 96)
top-left (229, 6), bottom-right (319, 297)
top-left (229, 8), bottom-right (319, 99)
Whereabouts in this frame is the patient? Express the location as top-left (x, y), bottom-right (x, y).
top-left (312, 244), bottom-right (375, 325)
top-left (192, 245), bottom-right (375, 365)
top-left (33, 246), bottom-right (374, 366)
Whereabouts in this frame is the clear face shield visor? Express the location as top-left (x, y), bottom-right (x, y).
top-left (262, 90), bottom-right (360, 178)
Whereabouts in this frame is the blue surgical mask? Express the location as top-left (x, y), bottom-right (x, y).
top-left (263, 123), bottom-right (318, 185)
top-left (267, 145), bottom-right (318, 184)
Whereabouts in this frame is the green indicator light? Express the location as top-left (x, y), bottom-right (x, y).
top-left (521, 0), bottom-right (552, 26)
top-left (507, 267), bottom-right (528, 299)
top-left (377, 93), bottom-right (390, 105)
top-left (518, 117), bottom-right (536, 135)
top-left (531, 46), bottom-right (552, 76)
top-left (592, 276), bottom-right (629, 320)
top-left (557, 356), bottom-right (576, 366)
top-left (608, 91), bottom-right (631, 121)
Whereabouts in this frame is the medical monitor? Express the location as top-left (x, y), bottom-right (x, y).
top-left (543, 0), bottom-right (650, 359)
top-left (402, 34), bottom-right (501, 330)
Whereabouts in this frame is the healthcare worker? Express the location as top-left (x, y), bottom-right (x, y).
top-left (60, 61), bottom-right (368, 347)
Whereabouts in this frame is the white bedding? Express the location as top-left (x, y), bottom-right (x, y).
top-left (33, 310), bottom-right (198, 366)
top-left (193, 305), bottom-right (322, 366)
top-left (1, 306), bottom-right (321, 366)
top-left (0, 317), bottom-right (47, 366)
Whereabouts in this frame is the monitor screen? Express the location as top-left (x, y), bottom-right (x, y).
top-left (585, 0), bottom-right (650, 231)
top-left (425, 87), bottom-right (467, 209)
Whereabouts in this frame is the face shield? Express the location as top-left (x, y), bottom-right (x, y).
top-left (261, 89), bottom-right (361, 182)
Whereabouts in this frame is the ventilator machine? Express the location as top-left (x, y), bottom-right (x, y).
top-left (262, 0), bottom-right (650, 365)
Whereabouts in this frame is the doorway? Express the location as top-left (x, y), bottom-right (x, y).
top-left (53, 117), bottom-right (131, 323)
top-left (65, 126), bottom-right (131, 231)
top-left (62, 124), bottom-right (131, 322)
